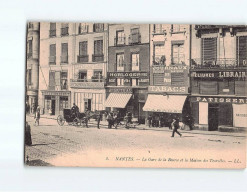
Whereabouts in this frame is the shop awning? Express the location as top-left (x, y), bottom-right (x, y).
top-left (143, 95), bottom-right (187, 113)
top-left (105, 93), bottom-right (132, 108)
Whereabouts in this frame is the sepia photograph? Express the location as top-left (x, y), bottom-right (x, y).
top-left (24, 22), bottom-right (247, 168)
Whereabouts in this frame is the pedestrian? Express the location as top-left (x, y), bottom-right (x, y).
top-left (96, 111), bottom-right (101, 129)
top-left (148, 114), bottom-right (152, 127)
top-left (152, 114), bottom-right (155, 127)
top-left (34, 105), bottom-right (40, 126)
top-left (168, 114), bottom-right (172, 129)
top-left (106, 112), bottom-right (112, 129)
top-left (84, 115), bottom-right (89, 128)
top-left (25, 122), bottom-right (32, 146)
top-left (171, 118), bottom-right (182, 137)
top-left (71, 103), bottom-right (79, 118)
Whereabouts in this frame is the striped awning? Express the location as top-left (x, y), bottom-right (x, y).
top-left (143, 95), bottom-right (187, 113)
top-left (105, 93), bottom-right (132, 108)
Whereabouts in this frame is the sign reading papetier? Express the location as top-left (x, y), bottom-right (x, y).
top-left (191, 96), bottom-right (247, 104)
top-left (148, 86), bottom-right (188, 94)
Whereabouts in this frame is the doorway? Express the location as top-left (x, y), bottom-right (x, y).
top-left (51, 99), bottom-right (56, 115)
top-left (208, 103), bottom-right (219, 131)
top-left (84, 99), bottom-right (92, 111)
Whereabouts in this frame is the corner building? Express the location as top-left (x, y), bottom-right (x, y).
top-left (191, 25), bottom-right (247, 131)
top-left (105, 24), bottom-right (150, 124)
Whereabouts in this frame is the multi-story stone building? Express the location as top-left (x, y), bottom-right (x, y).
top-left (105, 24), bottom-right (150, 123)
top-left (190, 25), bottom-right (247, 131)
top-left (143, 24), bottom-right (191, 123)
top-left (26, 22), bottom-right (40, 114)
top-left (39, 22), bottom-right (108, 115)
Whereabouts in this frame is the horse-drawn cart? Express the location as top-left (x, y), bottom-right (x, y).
top-left (57, 109), bottom-right (87, 126)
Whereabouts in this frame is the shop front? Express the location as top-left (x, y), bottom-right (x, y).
top-left (41, 90), bottom-right (71, 115)
top-left (190, 96), bottom-right (247, 131)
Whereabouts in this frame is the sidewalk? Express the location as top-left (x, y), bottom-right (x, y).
top-left (26, 114), bottom-right (246, 137)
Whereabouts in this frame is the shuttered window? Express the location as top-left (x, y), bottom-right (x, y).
top-left (94, 40), bottom-right (103, 55)
top-left (50, 44), bottom-right (56, 56)
top-left (172, 43), bottom-right (184, 64)
top-left (79, 41), bottom-right (87, 56)
top-left (171, 72), bottom-right (184, 86)
top-left (237, 36), bottom-right (247, 66)
top-left (201, 38), bottom-right (217, 62)
top-left (61, 43), bottom-right (68, 56)
top-left (49, 71), bottom-right (55, 90)
top-left (199, 81), bottom-right (218, 95)
top-left (50, 23), bottom-right (56, 30)
top-left (153, 74), bottom-right (164, 85)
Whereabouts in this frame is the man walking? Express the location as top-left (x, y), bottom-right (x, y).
top-left (34, 105), bottom-right (40, 126)
top-left (171, 118), bottom-right (182, 137)
top-left (96, 111), bottom-right (101, 129)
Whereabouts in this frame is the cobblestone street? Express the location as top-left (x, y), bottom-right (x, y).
top-left (25, 115), bottom-right (246, 168)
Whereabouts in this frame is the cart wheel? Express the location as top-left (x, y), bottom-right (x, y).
top-left (73, 118), bottom-right (81, 126)
top-left (57, 115), bottom-right (65, 126)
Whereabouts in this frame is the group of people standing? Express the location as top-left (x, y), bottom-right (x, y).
top-left (106, 111), bottom-right (132, 129)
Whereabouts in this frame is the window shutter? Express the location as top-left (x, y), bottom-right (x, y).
top-left (50, 44), bottom-right (56, 56)
top-left (237, 36), bottom-right (247, 66)
top-left (202, 38), bottom-right (217, 62)
top-left (94, 40), bottom-right (103, 55)
top-left (49, 72), bottom-right (55, 89)
top-left (79, 41), bottom-right (87, 56)
top-left (55, 71), bottom-right (61, 87)
top-left (50, 23), bottom-right (56, 30)
top-left (61, 43), bottom-right (68, 56)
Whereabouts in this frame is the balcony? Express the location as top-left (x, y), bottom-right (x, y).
top-left (49, 30), bottom-right (56, 37)
top-left (70, 78), bottom-right (105, 89)
top-left (61, 27), bottom-right (69, 36)
top-left (27, 53), bottom-right (32, 59)
top-left (60, 55), bottom-right (68, 64)
top-left (171, 55), bottom-right (186, 65)
top-left (78, 25), bottom-right (89, 34)
top-left (92, 54), bottom-right (104, 62)
top-left (77, 55), bottom-right (89, 63)
top-left (191, 58), bottom-right (247, 70)
top-left (195, 25), bottom-right (247, 30)
top-left (153, 55), bottom-right (166, 66)
top-left (49, 56), bottom-right (56, 65)
top-left (114, 36), bottom-right (126, 46)
top-left (129, 33), bottom-right (141, 45)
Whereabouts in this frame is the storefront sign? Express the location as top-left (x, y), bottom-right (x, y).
top-left (191, 96), bottom-right (247, 104)
top-left (41, 90), bottom-right (70, 96)
top-left (108, 72), bottom-right (148, 78)
top-left (148, 86), bottom-right (188, 93)
top-left (153, 65), bottom-right (188, 74)
top-left (233, 104), bottom-right (247, 127)
top-left (108, 88), bottom-right (133, 93)
top-left (191, 71), bottom-right (247, 79)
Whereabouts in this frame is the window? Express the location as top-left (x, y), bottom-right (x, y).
top-left (131, 78), bottom-right (139, 86)
top-left (236, 36), bottom-right (247, 66)
top-left (171, 24), bottom-right (186, 33)
top-left (93, 23), bottom-right (104, 32)
top-left (61, 43), bottom-right (68, 63)
top-left (27, 69), bottom-right (32, 85)
top-left (154, 24), bottom-right (166, 34)
top-left (93, 40), bottom-right (104, 62)
top-left (78, 70), bottom-right (87, 82)
top-left (49, 71), bottom-right (56, 90)
top-left (79, 23), bottom-right (88, 34)
top-left (116, 53), bottom-right (124, 71)
top-left (92, 70), bottom-right (103, 82)
top-left (27, 40), bottom-right (32, 58)
top-left (129, 28), bottom-right (140, 44)
top-left (131, 53), bottom-right (139, 71)
top-left (201, 38), bottom-right (217, 64)
top-left (78, 41), bottom-right (88, 62)
top-left (172, 43), bottom-right (185, 65)
top-left (153, 44), bottom-right (166, 65)
top-left (60, 96), bottom-right (68, 110)
top-left (61, 23), bottom-right (69, 36)
top-left (117, 78), bottom-right (124, 86)
top-left (49, 23), bottom-right (56, 37)
top-left (28, 23), bottom-right (33, 29)
top-left (61, 72), bottom-right (68, 90)
top-left (116, 30), bottom-right (125, 45)
top-left (49, 44), bottom-right (56, 64)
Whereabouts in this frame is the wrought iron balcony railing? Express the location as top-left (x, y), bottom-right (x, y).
top-left (114, 36), bottom-right (126, 46)
top-left (49, 30), bottom-right (56, 37)
top-left (191, 58), bottom-right (247, 69)
top-left (70, 77), bottom-right (105, 83)
top-left (92, 54), bottom-right (104, 62)
top-left (77, 55), bottom-right (89, 63)
top-left (128, 33), bottom-right (141, 45)
top-left (61, 27), bottom-right (69, 36)
top-left (153, 55), bottom-right (166, 66)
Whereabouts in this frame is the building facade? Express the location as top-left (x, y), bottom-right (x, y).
top-left (191, 25), bottom-right (247, 131)
top-left (70, 23), bottom-right (108, 113)
top-left (26, 22), bottom-right (40, 114)
top-left (105, 24), bottom-right (150, 123)
top-left (143, 24), bottom-right (191, 123)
